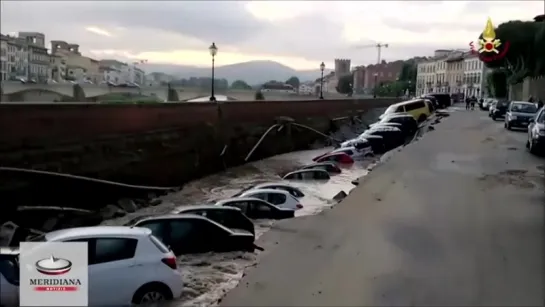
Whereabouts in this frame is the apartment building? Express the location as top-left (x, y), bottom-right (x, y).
top-left (416, 49), bottom-right (488, 98)
top-left (416, 60), bottom-right (436, 96)
top-left (352, 66), bottom-right (365, 92)
top-left (51, 40), bottom-right (100, 83)
top-left (18, 32), bottom-right (50, 82)
top-left (99, 59), bottom-right (145, 85)
top-left (49, 54), bottom-right (66, 82)
top-left (445, 51), bottom-right (465, 95)
top-left (0, 32), bottom-right (50, 82)
top-left (364, 60), bottom-right (403, 89)
top-left (0, 35), bottom-right (7, 81)
top-left (463, 53), bottom-right (487, 98)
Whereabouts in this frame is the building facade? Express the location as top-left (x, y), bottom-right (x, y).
top-left (445, 51), bottom-right (465, 95)
top-left (416, 49), bottom-right (488, 98)
top-left (463, 53), bottom-right (487, 98)
top-left (51, 40), bottom-right (100, 83)
top-left (0, 35), bottom-right (7, 81)
top-left (363, 60), bottom-right (403, 90)
top-left (416, 60), bottom-right (436, 96)
top-left (352, 66), bottom-right (366, 92)
top-left (98, 59), bottom-right (145, 85)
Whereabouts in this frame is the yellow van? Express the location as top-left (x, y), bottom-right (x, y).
top-left (381, 99), bottom-right (431, 122)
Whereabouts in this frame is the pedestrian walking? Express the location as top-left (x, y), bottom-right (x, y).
top-left (465, 97), bottom-right (470, 110)
top-left (470, 96), bottom-right (476, 110)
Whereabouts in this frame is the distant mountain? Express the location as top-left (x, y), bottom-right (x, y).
top-left (141, 60), bottom-right (332, 85)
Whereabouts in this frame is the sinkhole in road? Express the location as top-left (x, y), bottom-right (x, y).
top-left (101, 112), bottom-right (447, 307)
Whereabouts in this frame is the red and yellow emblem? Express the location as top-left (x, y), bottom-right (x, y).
top-left (478, 18), bottom-right (502, 54)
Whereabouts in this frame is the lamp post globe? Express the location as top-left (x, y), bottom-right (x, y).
top-left (209, 42), bottom-right (218, 101)
top-left (319, 62), bottom-right (325, 99)
top-left (209, 42), bottom-right (218, 57)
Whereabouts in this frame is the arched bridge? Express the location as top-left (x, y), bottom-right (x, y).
top-left (0, 82), bottom-right (348, 102)
top-left (1, 82), bottom-right (185, 102)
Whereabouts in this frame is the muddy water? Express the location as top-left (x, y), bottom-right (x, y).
top-left (101, 146), bottom-right (377, 306)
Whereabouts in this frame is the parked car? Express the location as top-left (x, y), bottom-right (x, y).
top-left (361, 126), bottom-right (404, 152)
top-left (329, 144), bottom-right (373, 159)
top-left (355, 135), bottom-right (386, 153)
top-left (421, 96), bottom-right (439, 112)
top-left (505, 101), bottom-right (538, 130)
top-left (369, 122), bottom-right (403, 129)
top-left (527, 107), bottom-right (545, 154)
top-left (378, 113), bottom-right (419, 136)
top-left (132, 215), bottom-right (256, 255)
top-left (426, 93), bottom-right (451, 108)
top-left (215, 198), bottom-right (295, 220)
top-left (491, 99), bottom-right (510, 120)
top-left (300, 162), bottom-right (342, 174)
top-left (380, 99), bottom-right (431, 122)
top-left (170, 205), bottom-right (255, 235)
top-left (338, 137), bottom-right (373, 150)
top-left (28, 226), bottom-right (183, 306)
top-left (283, 169), bottom-right (330, 181)
top-left (0, 247), bottom-right (19, 307)
top-left (232, 182), bottom-right (305, 198)
top-left (238, 189), bottom-right (303, 210)
top-left (313, 152), bottom-right (354, 164)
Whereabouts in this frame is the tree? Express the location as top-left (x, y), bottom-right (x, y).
top-left (285, 76), bottom-right (300, 90)
top-left (398, 61), bottom-right (417, 84)
top-left (336, 75), bottom-right (353, 94)
top-left (487, 70), bottom-right (508, 98)
top-left (231, 80), bottom-right (252, 90)
top-left (255, 90), bottom-right (265, 100)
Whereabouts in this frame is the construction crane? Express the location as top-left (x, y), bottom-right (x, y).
top-left (354, 43), bottom-right (389, 64)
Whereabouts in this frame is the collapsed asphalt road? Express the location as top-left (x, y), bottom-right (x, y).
top-left (220, 109), bottom-right (544, 306)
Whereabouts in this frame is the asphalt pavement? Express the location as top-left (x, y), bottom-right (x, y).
top-left (221, 108), bottom-right (544, 306)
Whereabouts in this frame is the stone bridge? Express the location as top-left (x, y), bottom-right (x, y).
top-left (0, 82), bottom-right (344, 102)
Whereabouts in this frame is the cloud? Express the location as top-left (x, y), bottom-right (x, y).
top-left (85, 27), bottom-right (113, 37)
top-left (0, 1), bottom-right (540, 70)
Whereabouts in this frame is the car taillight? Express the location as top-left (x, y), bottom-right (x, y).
top-left (161, 256), bottom-right (177, 270)
top-left (296, 204), bottom-right (303, 209)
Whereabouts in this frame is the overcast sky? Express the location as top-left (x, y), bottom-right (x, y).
top-left (1, 1), bottom-right (541, 70)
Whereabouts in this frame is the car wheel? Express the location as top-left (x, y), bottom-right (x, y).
top-left (132, 282), bottom-right (173, 305)
top-left (418, 114), bottom-right (427, 123)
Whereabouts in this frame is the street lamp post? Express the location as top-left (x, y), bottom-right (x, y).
top-left (319, 62), bottom-right (325, 99)
top-left (373, 73), bottom-right (378, 98)
top-left (209, 42), bottom-right (218, 102)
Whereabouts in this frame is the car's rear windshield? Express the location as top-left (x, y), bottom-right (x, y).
top-left (511, 103), bottom-right (537, 113)
top-left (149, 235), bottom-right (170, 253)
